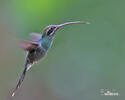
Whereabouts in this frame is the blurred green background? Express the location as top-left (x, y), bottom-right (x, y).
top-left (0, 0), bottom-right (125, 100)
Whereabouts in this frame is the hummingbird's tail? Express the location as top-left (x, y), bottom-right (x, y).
top-left (11, 63), bottom-right (31, 97)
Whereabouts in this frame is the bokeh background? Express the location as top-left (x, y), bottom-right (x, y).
top-left (0, 0), bottom-right (125, 100)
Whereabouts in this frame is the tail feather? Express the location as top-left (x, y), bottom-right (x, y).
top-left (12, 64), bottom-right (29, 97)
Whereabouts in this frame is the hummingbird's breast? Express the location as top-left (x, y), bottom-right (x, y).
top-left (26, 46), bottom-right (46, 64)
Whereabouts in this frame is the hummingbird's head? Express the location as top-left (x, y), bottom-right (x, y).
top-left (42, 21), bottom-right (89, 38)
top-left (42, 25), bottom-right (57, 38)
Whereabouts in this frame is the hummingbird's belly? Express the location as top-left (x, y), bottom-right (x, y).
top-left (26, 47), bottom-right (46, 64)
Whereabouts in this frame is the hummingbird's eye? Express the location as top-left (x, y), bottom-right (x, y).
top-left (46, 27), bottom-right (56, 36)
top-left (47, 28), bottom-right (53, 35)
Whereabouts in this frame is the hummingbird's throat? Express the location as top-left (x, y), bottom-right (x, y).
top-left (41, 36), bottom-right (53, 51)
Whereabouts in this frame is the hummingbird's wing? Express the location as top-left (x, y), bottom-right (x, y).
top-left (30, 33), bottom-right (42, 42)
top-left (19, 40), bottom-right (39, 51)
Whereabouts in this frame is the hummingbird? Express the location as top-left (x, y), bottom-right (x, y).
top-left (11, 21), bottom-right (89, 97)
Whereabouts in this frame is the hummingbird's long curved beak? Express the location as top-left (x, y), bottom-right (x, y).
top-left (51, 21), bottom-right (90, 36)
top-left (56, 21), bottom-right (90, 30)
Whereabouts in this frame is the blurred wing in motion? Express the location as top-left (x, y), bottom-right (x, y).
top-left (19, 40), bottom-right (39, 51)
top-left (30, 33), bottom-right (42, 42)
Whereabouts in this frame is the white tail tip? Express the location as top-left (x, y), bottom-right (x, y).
top-left (12, 92), bottom-right (15, 97)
